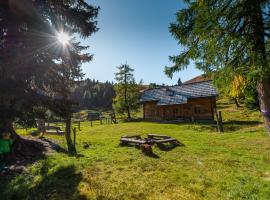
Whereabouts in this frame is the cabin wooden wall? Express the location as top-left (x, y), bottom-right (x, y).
top-left (143, 97), bottom-right (216, 121)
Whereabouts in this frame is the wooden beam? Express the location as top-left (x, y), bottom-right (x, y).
top-left (120, 138), bottom-right (146, 145)
top-left (147, 134), bottom-right (170, 139)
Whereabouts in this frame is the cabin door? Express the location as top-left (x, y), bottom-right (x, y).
top-left (173, 106), bottom-right (182, 119)
top-left (177, 105), bottom-right (183, 118)
top-left (173, 108), bottom-right (177, 119)
top-left (162, 108), bottom-right (166, 120)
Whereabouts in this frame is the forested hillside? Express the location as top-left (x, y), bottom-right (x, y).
top-left (72, 79), bottom-right (115, 110)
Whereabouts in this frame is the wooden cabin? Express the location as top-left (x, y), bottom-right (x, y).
top-left (140, 80), bottom-right (218, 121)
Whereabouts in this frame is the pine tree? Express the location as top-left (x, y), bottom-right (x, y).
top-left (165, 0), bottom-right (270, 134)
top-left (113, 64), bottom-right (140, 119)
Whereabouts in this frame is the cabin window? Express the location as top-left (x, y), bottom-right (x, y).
top-left (169, 91), bottom-right (175, 96)
top-left (194, 106), bottom-right (202, 114)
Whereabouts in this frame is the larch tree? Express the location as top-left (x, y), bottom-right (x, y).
top-left (113, 64), bottom-right (141, 119)
top-left (165, 0), bottom-right (270, 134)
top-left (0, 0), bottom-right (98, 155)
top-left (212, 70), bottom-right (258, 109)
top-left (229, 75), bottom-right (247, 107)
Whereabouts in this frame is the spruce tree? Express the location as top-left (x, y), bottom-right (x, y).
top-left (0, 1), bottom-right (98, 154)
top-left (177, 78), bottom-right (182, 86)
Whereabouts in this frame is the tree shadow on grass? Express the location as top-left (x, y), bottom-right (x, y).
top-left (176, 121), bottom-right (217, 132)
top-left (119, 144), bottom-right (160, 158)
top-left (142, 150), bottom-right (160, 159)
top-left (4, 137), bottom-right (69, 175)
top-left (223, 120), bottom-right (263, 132)
top-left (156, 140), bottom-right (185, 152)
top-left (31, 165), bottom-right (86, 200)
top-left (176, 120), bottom-right (263, 133)
top-left (1, 164), bottom-right (87, 200)
top-left (40, 138), bottom-right (68, 154)
top-left (40, 138), bottom-right (87, 159)
top-left (143, 141), bottom-right (185, 158)
top-left (217, 104), bottom-right (231, 109)
top-left (223, 120), bottom-right (262, 126)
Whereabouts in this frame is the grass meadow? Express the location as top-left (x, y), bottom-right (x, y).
top-left (1, 99), bottom-right (270, 200)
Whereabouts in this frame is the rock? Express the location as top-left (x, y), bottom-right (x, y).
top-left (83, 143), bottom-right (91, 149)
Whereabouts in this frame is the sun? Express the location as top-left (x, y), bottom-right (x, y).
top-left (57, 31), bottom-right (70, 46)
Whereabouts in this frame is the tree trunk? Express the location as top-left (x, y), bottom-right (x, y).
top-left (257, 79), bottom-right (270, 134)
top-left (250, 3), bottom-right (270, 134)
top-left (234, 98), bottom-right (241, 108)
top-left (124, 71), bottom-right (131, 119)
top-left (127, 106), bottom-right (131, 119)
top-left (0, 120), bottom-right (44, 163)
top-left (65, 116), bottom-right (76, 153)
top-left (2, 120), bottom-right (20, 140)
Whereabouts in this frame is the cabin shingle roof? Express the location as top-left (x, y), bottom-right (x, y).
top-left (140, 81), bottom-right (218, 106)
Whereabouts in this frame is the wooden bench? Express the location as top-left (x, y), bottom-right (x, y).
top-left (147, 134), bottom-right (171, 139)
top-left (120, 134), bottom-right (181, 154)
top-left (121, 135), bottom-right (142, 139)
top-left (120, 135), bottom-right (147, 145)
top-left (45, 126), bottom-right (65, 135)
top-left (147, 134), bottom-right (179, 145)
top-left (154, 138), bottom-right (178, 144)
top-left (120, 135), bottom-right (153, 154)
top-left (120, 138), bottom-right (147, 145)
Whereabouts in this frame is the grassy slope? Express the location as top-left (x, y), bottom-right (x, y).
top-left (1, 99), bottom-right (270, 200)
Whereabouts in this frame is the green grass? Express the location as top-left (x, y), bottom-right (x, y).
top-left (1, 98), bottom-right (270, 200)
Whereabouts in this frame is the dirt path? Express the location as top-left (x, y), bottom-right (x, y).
top-left (1, 136), bottom-right (66, 176)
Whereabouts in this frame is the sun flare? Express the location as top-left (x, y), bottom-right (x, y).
top-left (57, 31), bottom-right (70, 46)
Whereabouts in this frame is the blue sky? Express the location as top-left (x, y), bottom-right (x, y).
top-left (82, 0), bottom-right (202, 85)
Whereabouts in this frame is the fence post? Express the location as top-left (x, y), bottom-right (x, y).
top-left (73, 127), bottom-right (76, 147)
top-left (218, 111), bottom-right (224, 132)
top-left (78, 121), bottom-right (81, 131)
top-left (215, 110), bottom-right (224, 133)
